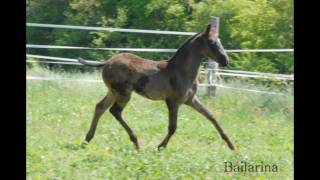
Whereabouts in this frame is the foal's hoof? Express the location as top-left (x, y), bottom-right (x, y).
top-left (81, 140), bottom-right (89, 148)
top-left (157, 145), bottom-right (166, 151)
top-left (234, 147), bottom-right (240, 152)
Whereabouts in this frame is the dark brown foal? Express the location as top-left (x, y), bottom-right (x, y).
top-left (79, 23), bottom-right (237, 151)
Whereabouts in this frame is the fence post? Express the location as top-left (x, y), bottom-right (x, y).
top-left (210, 16), bottom-right (219, 34)
top-left (206, 16), bottom-right (220, 96)
top-left (206, 61), bottom-right (219, 96)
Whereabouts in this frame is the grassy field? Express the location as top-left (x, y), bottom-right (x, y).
top-left (27, 66), bottom-right (293, 179)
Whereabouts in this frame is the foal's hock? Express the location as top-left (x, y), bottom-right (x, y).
top-left (79, 24), bottom-right (237, 151)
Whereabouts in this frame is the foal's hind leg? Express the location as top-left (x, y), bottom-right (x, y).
top-left (83, 92), bottom-right (114, 144)
top-left (109, 93), bottom-right (139, 150)
top-left (185, 96), bottom-right (236, 151)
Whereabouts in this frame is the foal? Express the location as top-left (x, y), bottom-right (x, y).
top-left (79, 24), bottom-right (237, 151)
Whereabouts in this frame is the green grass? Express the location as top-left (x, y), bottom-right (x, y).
top-left (27, 66), bottom-right (293, 179)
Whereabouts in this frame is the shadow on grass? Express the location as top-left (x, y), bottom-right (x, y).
top-left (61, 143), bottom-right (85, 151)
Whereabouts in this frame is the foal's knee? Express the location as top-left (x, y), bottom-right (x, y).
top-left (96, 97), bottom-right (111, 111)
top-left (168, 125), bottom-right (176, 135)
top-left (109, 103), bottom-right (122, 116)
top-left (96, 102), bottom-right (106, 110)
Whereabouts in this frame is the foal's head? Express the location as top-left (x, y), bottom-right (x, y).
top-left (200, 24), bottom-right (229, 67)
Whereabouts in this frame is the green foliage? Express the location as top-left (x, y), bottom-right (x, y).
top-left (27, 67), bottom-right (293, 179)
top-left (26, 0), bottom-right (293, 73)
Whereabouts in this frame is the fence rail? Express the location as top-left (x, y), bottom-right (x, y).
top-left (26, 76), bottom-right (289, 96)
top-left (27, 44), bottom-right (294, 53)
top-left (27, 59), bottom-right (82, 65)
top-left (26, 54), bottom-right (294, 80)
top-left (26, 23), bottom-right (197, 36)
top-left (216, 72), bottom-right (293, 80)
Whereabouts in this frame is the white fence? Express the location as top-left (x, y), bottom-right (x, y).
top-left (27, 44), bottom-right (293, 53)
top-left (26, 22), bottom-right (294, 96)
top-left (27, 23), bottom-right (197, 35)
top-left (26, 76), bottom-right (289, 96)
top-left (26, 54), bottom-right (294, 81)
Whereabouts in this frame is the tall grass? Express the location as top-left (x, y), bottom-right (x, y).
top-left (27, 65), bottom-right (293, 179)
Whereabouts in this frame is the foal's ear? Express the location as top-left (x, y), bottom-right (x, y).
top-left (204, 24), bottom-right (211, 36)
top-left (204, 24), bottom-right (218, 38)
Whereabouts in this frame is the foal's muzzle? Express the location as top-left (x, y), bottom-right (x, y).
top-left (219, 55), bottom-right (229, 67)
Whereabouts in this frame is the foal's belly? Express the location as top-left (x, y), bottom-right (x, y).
top-left (134, 90), bottom-right (167, 100)
top-left (132, 74), bottom-right (170, 100)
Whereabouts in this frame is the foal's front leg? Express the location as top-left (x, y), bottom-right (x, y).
top-left (158, 100), bottom-right (179, 150)
top-left (185, 96), bottom-right (237, 151)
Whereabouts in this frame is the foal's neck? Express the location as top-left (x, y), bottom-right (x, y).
top-left (168, 37), bottom-right (203, 85)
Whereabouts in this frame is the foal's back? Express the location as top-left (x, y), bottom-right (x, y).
top-left (102, 53), bottom-right (171, 100)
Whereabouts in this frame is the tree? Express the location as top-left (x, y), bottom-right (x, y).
top-left (26, 0), bottom-right (293, 74)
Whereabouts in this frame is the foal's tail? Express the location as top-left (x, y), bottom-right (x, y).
top-left (78, 57), bottom-right (106, 67)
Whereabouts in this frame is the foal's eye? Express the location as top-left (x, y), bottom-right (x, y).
top-left (208, 39), bottom-right (217, 45)
top-left (208, 42), bottom-right (217, 49)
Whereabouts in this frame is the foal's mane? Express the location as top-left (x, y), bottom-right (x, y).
top-left (168, 32), bottom-right (202, 64)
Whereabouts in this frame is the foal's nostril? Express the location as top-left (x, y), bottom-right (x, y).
top-left (224, 56), bottom-right (229, 66)
top-left (219, 57), bottom-right (229, 67)
top-left (222, 61), bottom-right (228, 67)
